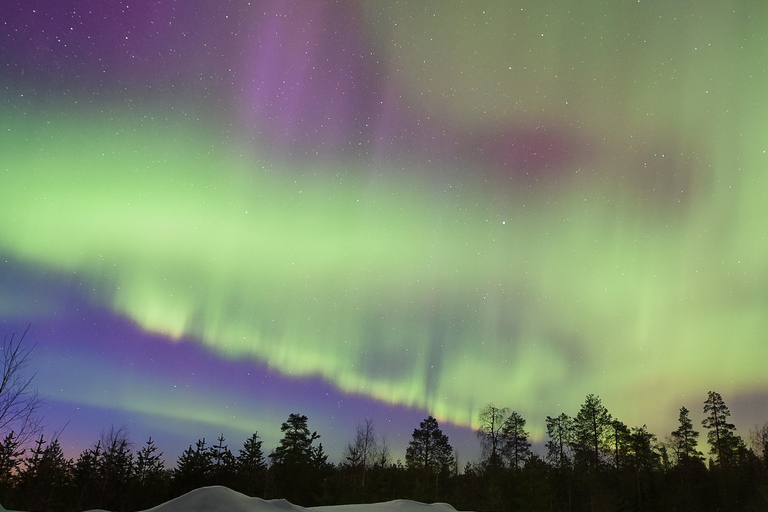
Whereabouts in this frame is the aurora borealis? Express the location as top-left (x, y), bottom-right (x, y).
top-left (2, 1), bottom-right (767, 461)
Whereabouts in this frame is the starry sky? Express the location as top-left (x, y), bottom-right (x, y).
top-left (2, 0), bottom-right (767, 463)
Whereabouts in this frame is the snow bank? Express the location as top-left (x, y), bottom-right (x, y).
top-left (1, 485), bottom-right (463, 512)
top-left (139, 486), bottom-right (460, 512)
top-left (141, 486), bottom-right (304, 512)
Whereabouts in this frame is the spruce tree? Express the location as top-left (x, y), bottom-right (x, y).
top-left (72, 441), bottom-right (101, 510)
top-left (210, 433), bottom-right (236, 485)
top-left (174, 438), bottom-right (213, 493)
top-left (0, 431), bottom-right (23, 499)
top-left (135, 437), bottom-right (164, 485)
top-left (235, 432), bottom-right (266, 496)
top-left (133, 437), bottom-right (166, 510)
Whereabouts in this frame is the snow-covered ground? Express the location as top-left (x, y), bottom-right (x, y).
top-left (0, 486), bottom-right (462, 512)
top-left (145, 487), bottom-right (460, 512)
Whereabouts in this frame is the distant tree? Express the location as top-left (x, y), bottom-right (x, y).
top-left (0, 326), bottom-right (43, 446)
top-left (571, 394), bottom-right (612, 470)
top-left (476, 404), bottom-right (508, 467)
top-left (702, 391), bottom-right (743, 467)
top-left (501, 411), bottom-right (531, 471)
top-left (545, 413), bottom-right (573, 469)
top-left (670, 406), bottom-right (703, 466)
top-left (312, 442), bottom-right (331, 470)
top-left (235, 432), bottom-right (266, 496)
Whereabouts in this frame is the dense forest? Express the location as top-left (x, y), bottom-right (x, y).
top-left (1, 391), bottom-right (767, 512)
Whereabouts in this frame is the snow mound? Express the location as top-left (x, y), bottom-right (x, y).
top-left (140, 487), bottom-right (459, 512)
top-left (142, 486), bottom-right (303, 512)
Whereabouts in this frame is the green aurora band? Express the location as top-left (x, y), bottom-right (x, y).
top-left (3, 1), bottom-right (768, 439)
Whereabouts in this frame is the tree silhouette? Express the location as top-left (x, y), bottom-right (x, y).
top-left (343, 418), bottom-right (379, 495)
top-left (0, 326), bottom-right (43, 446)
top-left (269, 413), bottom-right (324, 505)
top-left (572, 394), bottom-right (612, 470)
top-left (134, 437), bottom-right (166, 509)
top-left (501, 411), bottom-right (530, 471)
top-left (670, 406), bottom-right (703, 466)
top-left (235, 432), bottom-right (266, 496)
top-left (174, 438), bottom-right (213, 493)
top-left (545, 413), bottom-right (573, 470)
top-left (405, 416), bottom-right (454, 501)
top-left (476, 404), bottom-right (508, 468)
top-left (702, 391), bottom-right (742, 467)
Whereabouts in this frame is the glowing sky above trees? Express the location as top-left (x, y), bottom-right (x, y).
top-left (1, 1), bottom-right (767, 461)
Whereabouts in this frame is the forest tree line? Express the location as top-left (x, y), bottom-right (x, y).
top-left (0, 391), bottom-right (766, 512)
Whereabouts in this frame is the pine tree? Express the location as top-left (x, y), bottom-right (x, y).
top-left (609, 419), bottom-right (631, 471)
top-left (670, 406), bottom-right (703, 466)
top-left (270, 413), bottom-right (320, 468)
top-left (405, 416), bottom-right (455, 502)
top-left (628, 425), bottom-right (661, 472)
top-left (545, 413), bottom-right (573, 470)
top-left (268, 413), bottom-right (323, 505)
top-left (702, 391), bottom-right (742, 467)
top-left (405, 416), bottom-right (455, 473)
top-left (501, 411), bottom-right (531, 471)
top-left (572, 394), bottom-right (612, 470)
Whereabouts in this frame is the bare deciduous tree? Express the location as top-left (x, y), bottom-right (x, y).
top-left (476, 404), bottom-right (508, 466)
top-left (0, 325), bottom-right (43, 445)
top-left (344, 417), bottom-right (378, 488)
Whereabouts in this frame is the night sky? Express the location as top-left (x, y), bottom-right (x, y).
top-left (2, 1), bottom-right (767, 463)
